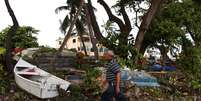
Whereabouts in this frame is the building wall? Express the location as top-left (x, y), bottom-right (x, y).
top-left (56, 37), bottom-right (64, 48)
top-left (66, 36), bottom-right (80, 50)
top-left (56, 35), bottom-right (108, 56)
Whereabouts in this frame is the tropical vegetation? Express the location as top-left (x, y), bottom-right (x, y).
top-left (0, 26), bottom-right (39, 48)
top-left (1, 0), bottom-right (201, 100)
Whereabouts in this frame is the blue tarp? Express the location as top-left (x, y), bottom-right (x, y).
top-left (163, 66), bottom-right (176, 71)
top-left (121, 70), bottom-right (160, 87)
top-left (150, 64), bottom-right (163, 71)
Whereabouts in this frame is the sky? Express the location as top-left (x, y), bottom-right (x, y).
top-left (0, 0), bottom-right (117, 48)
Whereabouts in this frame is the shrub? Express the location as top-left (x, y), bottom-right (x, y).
top-left (118, 57), bottom-right (136, 70)
top-left (32, 47), bottom-right (56, 58)
top-left (177, 46), bottom-right (201, 89)
top-left (82, 68), bottom-right (101, 97)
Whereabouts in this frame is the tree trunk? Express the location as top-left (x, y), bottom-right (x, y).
top-left (4, 0), bottom-right (19, 72)
top-left (87, 0), bottom-right (104, 41)
top-left (58, 0), bottom-right (84, 52)
top-left (97, 0), bottom-right (131, 45)
top-left (134, 0), bottom-right (162, 51)
top-left (75, 20), bottom-right (88, 55)
top-left (84, 4), bottom-right (99, 59)
top-left (157, 45), bottom-right (169, 65)
top-left (139, 42), bottom-right (149, 55)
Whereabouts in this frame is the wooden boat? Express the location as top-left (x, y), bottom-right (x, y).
top-left (14, 58), bottom-right (71, 99)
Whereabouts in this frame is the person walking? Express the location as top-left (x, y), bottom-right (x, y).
top-left (101, 50), bottom-right (127, 101)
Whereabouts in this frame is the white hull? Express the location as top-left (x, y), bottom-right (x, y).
top-left (14, 58), bottom-right (70, 99)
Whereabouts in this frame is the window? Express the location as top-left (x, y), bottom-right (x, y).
top-left (104, 48), bottom-right (108, 52)
top-left (59, 41), bottom-right (62, 45)
top-left (85, 47), bottom-right (90, 51)
top-left (99, 47), bottom-right (103, 52)
top-left (71, 33), bottom-right (76, 36)
top-left (73, 39), bottom-right (76, 43)
top-left (81, 47), bottom-right (84, 51)
top-left (91, 48), bottom-right (94, 52)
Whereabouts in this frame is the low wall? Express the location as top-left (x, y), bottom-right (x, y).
top-left (33, 53), bottom-right (77, 70)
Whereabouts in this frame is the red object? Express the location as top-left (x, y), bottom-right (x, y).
top-left (26, 68), bottom-right (35, 72)
top-left (13, 48), bottom-right (23, 54)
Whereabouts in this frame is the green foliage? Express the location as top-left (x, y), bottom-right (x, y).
top-left (177, 46), bottom-right (201, 89)
top-left (68, 85), bottom-right (84, 101)
top-left (142, 0), bottom-right (201, 61)
top-left (55, 0), bottom-right (87, 34)
top-left (102, 21), bottom-right (138, 59)
top-left (0, 64), bottom-right (8, 95)
top-left (0, 26), bottom-right (39, 48)
top-left (0, 47), bottom-right (6, 55)
top-left (191, 80), bottom-right (201, 89)
top-left (32, 47), bottom-right (56, 58)
top-left (84, 68), bottom-right (101, 85)
top-left (0, 64), bottom-right (5, 79)
top-left (83, 68), bottom-right (101, 96)
top-left (68, 48), bottom-right (77, 53)
top-left (36, 46), bottom-right (56, 53)
top-left (142, 88), bottom-right (162, 98)
top-left (145, 2), bottom-right (185, 51)
top-left (118, 57), bottom-right (136, 70)
top-left (0, 47), bottom-right (7, 94)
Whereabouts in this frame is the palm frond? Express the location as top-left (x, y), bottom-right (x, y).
top-left (59, 15), bottom-right (70, 34)
top-left (76, 19), bottom-right (86, 34)
top-left (55, 6), bottom-right (69, 14)
top-left (67, 0), bottom-right (81, 8)
top-left (87, 0), bottom-right (97, 11)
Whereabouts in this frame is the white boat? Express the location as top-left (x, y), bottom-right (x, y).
top-left (14, 58), bottom-right (71, 99)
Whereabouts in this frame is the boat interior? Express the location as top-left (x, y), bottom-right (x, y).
top-left (16, 66), bottom-right (50, 83)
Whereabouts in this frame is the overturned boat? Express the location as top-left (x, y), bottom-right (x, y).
top-left (14, 58), bottom-right (70, 99)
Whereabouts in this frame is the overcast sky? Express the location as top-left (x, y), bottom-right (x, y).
top-left (0, 0), bottom-right (117, 48)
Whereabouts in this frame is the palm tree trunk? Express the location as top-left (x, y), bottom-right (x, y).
top-left (134, 0), bottom-right (162, 51)
top-left (58, 0), bottom-right (84, 52)
top-left (87, 0), bottom-right (104, 41)
top-left (4, 0), bottom-right (19, 72)
top-left (78, 32), bottom-right (88, 55)
top-left (83, 4), bottom-right (99, 59)
top-left (75, 21), bottom-right (88, 55)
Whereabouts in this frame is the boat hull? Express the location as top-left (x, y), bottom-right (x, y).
top-left (13, 58), bottom-right (70, 99)
top-left (14, 72), bottom-right (59, 99)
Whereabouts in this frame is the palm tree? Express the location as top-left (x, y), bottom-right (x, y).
top-left (87, 0), bottom-right (104, 41)
top-left (56, 0), bottom-right (99, 59)
top-left (55, 0), bottom-right (88, 55)
top-left (4, 0), bottom-right (19, 72)
top-left (83, 4), bottom-right (99, 58)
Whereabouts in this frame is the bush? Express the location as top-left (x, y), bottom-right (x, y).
top-left (0, 64), bottom-right (9, 95)
top-left (118, 57), bottom-right (136, 70)
top-left (32, 47), bottom-right (56, 58)
top-left (82, 68), bottom-right (101, 97)
top-left (0, 47), bottom-right (5, 55)
top-left (0, 47), bottom-right (5, 64)
top-left (177, 46), bottom-right (201, 89)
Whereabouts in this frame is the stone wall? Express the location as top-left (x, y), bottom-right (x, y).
top-left (33, 53), bottom-right (77, 70)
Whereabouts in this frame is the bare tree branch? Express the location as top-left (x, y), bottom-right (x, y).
top-left (119, 6), bottom-right (132, 31)
top-left (133, 6), bottom-right (140, 29)
top-left (98, 0), bottom-right (125, 32)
